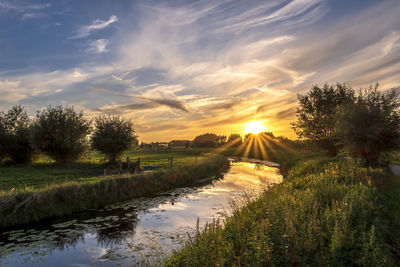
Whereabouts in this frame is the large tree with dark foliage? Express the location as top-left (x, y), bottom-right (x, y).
top-left (192, 133), bottom-right (219, 148)
top-left (91, 116), bottom-right (137, 163)
top-left (336, 85), bottom-right (400, 165)
top-left (292, 83), bottom-right (355, 155)
top-left (0, 106), bottom-right (33, 163)
top-left (227, 133), bottom-right (242, 146)
top-left (31, 106), bottom-right (90, 163)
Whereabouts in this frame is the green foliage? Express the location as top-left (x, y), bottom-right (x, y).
top-left (0, 106), bottom-right (33, 163)
top-left (31, 106), bottom-right (90, 163)
top-left (292, 83), bottom-right (355, 155)
top-left (166, 159), bottom-right (395, 266)
top-left (227, 133), bottom-right (242, 146)
top-left (90, 116), bottom-right (137, 163)
top-left (192, 133), bottom-right (219, 148)
top-left (337, 85), bottom-right (400, 165)
top-left (0, 156), bottom-right (229, 228)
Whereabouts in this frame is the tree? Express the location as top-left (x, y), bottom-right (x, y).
top-left (192, 133), bottom-right (218, 148)
top-left (91, 116), bottom-right (137, 163)
top-left (0, 116), bottom-right (8, 161)
top-left (0, 106), bottom-right (34, 163)
top-left (227, 133), bottom-right (242, 146)
top-left (216, 135), bottom-right (227, 146)
top-left (336, 85), bottom-right (400, 165)
top-left (292, 83), bottom-right (355, 155)
top-left (31, 106), bottom-right (90, 163)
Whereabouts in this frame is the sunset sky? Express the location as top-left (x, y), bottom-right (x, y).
top-left (0, 0), bottom-right (399, 142)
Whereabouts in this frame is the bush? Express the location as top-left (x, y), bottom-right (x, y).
top-left (192, 133), bottom-right (219, 148)
top-left (292, 83), bottom-right (355, 155)
top-left (31, 106), bottom-right (90, 163)
top-left (337, 85), bottom-right (400, 165)
top-left (0, 106), bottom-right (33, 164)
top-left (90, 116), bottom-right (137, 163)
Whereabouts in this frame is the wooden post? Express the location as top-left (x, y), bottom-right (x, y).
top-left (170, 157), bottom-right (173, 168)
top-left (126, 157), bottom-right (130, 172)
top-left (195, 156), bottom-right (198, 165)
top-left (137, 157), bottom-right (140, 172)
top-left (119, 160), bottom-right (122, 174)
top-left (104, 168), bottom-right (107, 179)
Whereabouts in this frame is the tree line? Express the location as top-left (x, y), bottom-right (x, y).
top-left (292, 83), bottom-right (400, 165)
top-left (0, 105), bottom-right (137, 164)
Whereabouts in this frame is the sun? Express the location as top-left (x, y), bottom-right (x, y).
top-left (245, 121), bottom-right (265, 135)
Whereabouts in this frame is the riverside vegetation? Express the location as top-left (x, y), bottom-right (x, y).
top-left (165, 157), bottom-right (400, 266)
top-left (0, 155), bottom-right (229, 228)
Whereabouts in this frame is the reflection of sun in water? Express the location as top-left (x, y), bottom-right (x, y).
top-left (245, 121), bottom-right (265, 134)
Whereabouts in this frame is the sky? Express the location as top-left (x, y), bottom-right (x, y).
top-left (0, 0), bottom-right (399, 142)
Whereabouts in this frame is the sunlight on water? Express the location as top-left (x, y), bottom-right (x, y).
top-left (0, 161), bottom-right (282, 266)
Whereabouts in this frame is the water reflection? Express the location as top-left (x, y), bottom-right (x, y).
top-left (0, 161), bottom-right (282, 266)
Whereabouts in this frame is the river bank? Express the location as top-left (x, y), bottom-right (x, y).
top-left (166, 157), bottom-right (399, 266)
top-left (0, 159), bottom-right (281, 266)
top-left (0, 155), bottom-right (229, 228)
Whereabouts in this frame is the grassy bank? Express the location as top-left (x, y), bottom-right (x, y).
top-left (0, 149), bottom-right (207, 192)
top-left (166, 158), bottom-right (399, 266)
top-left (0, 155), bottom-right (229, 228)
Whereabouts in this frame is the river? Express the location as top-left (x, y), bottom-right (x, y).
top-left (0, 160), bottom-right (282, 266)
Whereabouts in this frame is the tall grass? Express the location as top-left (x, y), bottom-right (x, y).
top-left (166, 158), bottom-right (396, 266)
top-left (0, 156), bottom-right (229, 228)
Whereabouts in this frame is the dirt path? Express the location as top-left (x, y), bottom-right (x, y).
top-left (389, 164), bottom-right (400, 176)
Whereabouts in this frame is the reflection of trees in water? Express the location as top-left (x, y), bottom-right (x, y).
top-left (95, 213), bottom-right (139, 247)
top-left (254, 163), bottom-right (265, 171)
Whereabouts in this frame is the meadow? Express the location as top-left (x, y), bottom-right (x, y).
top-left (0, 148), bottom-right (208, 193)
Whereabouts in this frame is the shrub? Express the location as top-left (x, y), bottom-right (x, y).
top-left (337, 85), bottom-right (400, 165)
top-left (292, 83), bottom-right (355, 155)
top-left (192, 133), bottom-right (219, 148)
top-left (90, 116), bottom-right (137, 163)
top-left (0, 106), bottom-right (33, 163)
top-left (31, 106), bottom-right (90, 163)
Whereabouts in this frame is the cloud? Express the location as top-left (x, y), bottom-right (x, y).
top-left (0, 80), bottom-right (28, 102)
top-left (1, 1), bottom-right (400, 141)
top-left (93, 102), bottom-right (159, 114)
top-left (86, 39), bottom-right (109, 53)
top-left (274, 106), bottom-right (297, 120)
top-left (0, 1), bottom-right (50, 20)
top-left (70, 15), bottom-right (118, 39)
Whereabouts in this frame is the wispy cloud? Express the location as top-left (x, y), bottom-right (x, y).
top-left (0, 1), bottom-right (50, 20)
top-left (70, 15), bottom-right (118, 39)
top-left (86, 39), bottom-right (109, 53)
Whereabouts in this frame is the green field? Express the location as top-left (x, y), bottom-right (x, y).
top-left (0, 148), bottom-right (209, 193)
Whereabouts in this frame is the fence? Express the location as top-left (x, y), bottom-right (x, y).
top-left (102, 156), bottom-right (199, 178)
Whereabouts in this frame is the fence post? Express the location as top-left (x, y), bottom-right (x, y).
top-left (138, 157), bottom-right (140, 172)
top-left (126, 157), bottom-right (130, 172)
top-left (119, 160), bottom-right (122, 174)
top-left (170, 157), bottom-right (173, 168)
top-left (195, 156), bottom-right (198, 165)
top-left (104, 168), bottom-right (107, 179)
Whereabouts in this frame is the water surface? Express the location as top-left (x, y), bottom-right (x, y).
top-left (0, 161), bottom-right (282, 266)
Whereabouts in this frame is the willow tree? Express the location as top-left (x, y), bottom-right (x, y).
top-left (91, 116), bottom-right (137, 163)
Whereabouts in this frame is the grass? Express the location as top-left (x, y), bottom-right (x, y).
top-left (165, 157), bottom-right (400, 266)
top-left (0, 148), bottom-right (208, 193)
top-left (0, 155), bottom-right (229, 228)
top-left (389, 151), bottom-right (400, 165)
